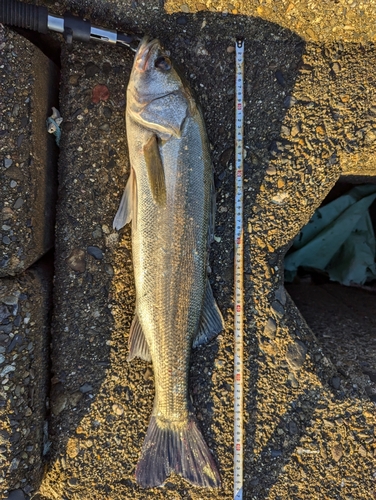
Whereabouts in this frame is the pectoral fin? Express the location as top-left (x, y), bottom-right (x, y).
top-left (127, 314), bottom-right (151, 362)
top-left (193, 279), bottom-right (224, 348)
top-left (144, 135), bottom-right (166, 206)
top-left (113, 168), bottom-right (136, 230)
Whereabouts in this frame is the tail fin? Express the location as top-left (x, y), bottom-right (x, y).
top-left (135, 414), bottom-right (221, 489)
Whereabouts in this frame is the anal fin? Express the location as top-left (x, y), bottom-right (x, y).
top-left (127, 314), bottom-right (151, 362)
top-left (193, 279), bottom-right (224, 348)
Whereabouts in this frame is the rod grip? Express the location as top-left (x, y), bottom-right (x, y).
top-left (0, 0), bottom-right (48, 34)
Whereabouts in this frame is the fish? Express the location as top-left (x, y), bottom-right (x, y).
top-left (113, 37), bottom-right (224, 489)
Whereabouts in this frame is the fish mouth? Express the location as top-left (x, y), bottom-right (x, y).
top-left (134, 37), bottom-right (161, 71)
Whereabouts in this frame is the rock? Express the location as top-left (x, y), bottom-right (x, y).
top-left (274, 285), bottom-right (287, 306)
top-left (80, 383), bottom-right (93, 393)
top-left (331, 376), bottom-right (341, 390)
top-left (66, 248), bottom-right (86, 272)
top-left (112, 403), bottom-right (124, 416)
top-left (284, 95), bottom-right (297, 108)
top-left (286, 341), bottom-right (307, 370)
top-left (87, 246), bottom-right (104, 260)
top-left (144, 367), bottom-right (153, 381)
top-left (266, 165), bottom-right (277, 175)
top-left (264, 318), bottom-right (277, 339)
top-left (331, 443), bottom-right (343, 462)
top-left (288, 372), bottom-right (299, 388)
top-left (6, 489), bottom-right (26, 500)
top-left (271, 301), bottom-right (285, 319)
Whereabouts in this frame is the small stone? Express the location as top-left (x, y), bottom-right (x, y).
top-left (266, 166), bottom-right (277, 175)
top-left (283, 95), bottom-right (297, 108)
top-left (331, 443), bottom-right (343, 462)
top-left (103, 107), bottom-right (112, 119)
top-left (92, 227), bottom-right (102, 239)
top-left (1, 365), bottom-right (15, 377)
top-left (271, 192), bottom-right (288, 204)
top-left (286, 341), bottom-right (307, 370)
top-left (66, 438), bottom-right (80, 459)
top-left (4, 158), bottom-right (12, 168)
top-left (2, 236), bottom-right (10, 245)
top-left (87, 246), bottom-right (103, 260)
top-left (277, 178), bottom-right (285, 189)
top-left (85, 63), bottom-right (100, 77)
top-left (105, 264), bottom-right (114, 276)
top-left (281, 125), bottom-right (290, 136)
top-left (10, 180), bottom-right (17, 188)
top-left (66, 248), bottom-right (86, 272)
top-left (358, 445), bottom-right (367, 457)
top-left (271, 301), bottom-right (285, 319)
top-left (6, 489), bottom-right (25, 500)
top-left (180, 3), bottom-right (190, 13)
top-left (264, 318), bottom-right (277, 339)
top-left (144, 367), bottom-right (153, 381)
top-left (287, 372), bottom-right (299, 388)
top-left (331, 62), bottom-right (341, 73)
top-left (92, 84), bottom-right (110, 104)
top-left (271, 449), bottom-right (282, 457)
top-left (80, 383), bottom-right (93, 393)
top-left (13, 198), bottom-right (24, 209)
top-left (176, 15), bottom-right (188, 25)
top-left (112, 403), bottom-right (124, 416)
top-left (274, 285), bottom-right (286, 305)
top-left (227, 46), bottom-right (235, 53)
top-left (0, 355), bottom-right (4, 364)
top-left (331, 376), bottom-right (341, 390)
top-left (288, 421), bottom-right (298, 434)
top-left (67, 477), bottom-right (79, 488)
top-left (275, 70), bottom-right (285, 87)
top-left (291, 124), bottom-right (300, 136)
top-left (214, 359), bottom-right (225, 369)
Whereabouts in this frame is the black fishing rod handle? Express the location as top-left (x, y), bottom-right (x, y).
top-left (0, 0), bottom-right (48, 34)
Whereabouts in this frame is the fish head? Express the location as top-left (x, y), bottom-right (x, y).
top-left (128, 37), bottom-right (192, 138)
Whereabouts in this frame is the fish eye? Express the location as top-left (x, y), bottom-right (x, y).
top-left (155, 56), bottom-right (172, 71)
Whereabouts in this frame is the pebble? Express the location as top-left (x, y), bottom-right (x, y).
top-left (266, 165), bottom-right (277, 175)
top-left (271, 192), bottom-right (288, 204)
top-left (227, 46), bottom-right (235, 53)
top-left (13, 197), bottom-right (24, 209)
top-left (66, 248), bottom-right (86, 273)
top-left (1, 365), bottom-right (15, 377)
top-left (180, 4), bottom-right (190, 13)
top-left (274, 285), bottom-right (287, 306)
top-left (284, 95), bottom-right (297, 108)
top-left (286, 341), bottom-right (307, 370)
top-left (331, 376), bottom-right (341, 390)
top-left (263, 318), bottom-right (277, 339)
top-left (80, 383), bottom-right (93, 394)
top-left (0, 354), bottom-right (4, 364)
top-left (4, 158), bottom-right (12, 168)
top-left (176, 15), bottom-right (188, 25)
top-left (66, 438), bottom-right (80, 459)
top-left (144, 367), bottom-right (153, 381)
top-left (112, 403), bottom-right (124, 416)
top-left (87, 246), bottom-right (103, 260)
top-left (331, 443), bottom-right (343, 462)
top-left (288, 372), bottom-right (299, 388)
top-left (6, 489), bottom-right (26, 500)
top-left (85, 63), bottom-right (100, 77)
top-left (271, 301), bottom-right (285, 319)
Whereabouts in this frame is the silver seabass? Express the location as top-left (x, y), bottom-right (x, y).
top-left (114, 37), bottom-right (224, 489)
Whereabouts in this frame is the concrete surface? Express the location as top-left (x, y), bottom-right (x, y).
top-left (0, 25), bottom-right (59, 277)
top-left (0, 259), bottom-right (52, 498)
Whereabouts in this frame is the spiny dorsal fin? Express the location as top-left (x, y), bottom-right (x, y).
top-left (143, 134), bottom-right (166, 206)
top-left (193, 279), bottom-right (224, 348)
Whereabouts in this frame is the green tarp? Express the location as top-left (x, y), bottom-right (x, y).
top-left (285, 185), bottom-right (376, 286)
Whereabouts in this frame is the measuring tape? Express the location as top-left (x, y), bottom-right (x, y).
top-left (234, 37), bottom-right (244, 500)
